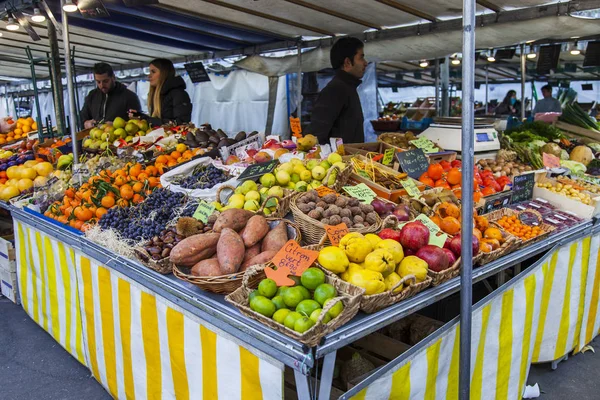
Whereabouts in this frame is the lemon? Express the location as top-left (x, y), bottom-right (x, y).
top-left (228, 194), bottom-right (245, 209)
top-left (244, 190), bottom-right (261, 202)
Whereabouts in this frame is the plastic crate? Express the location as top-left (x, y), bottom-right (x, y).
top-left (401, 116), bottom-right (434, 131)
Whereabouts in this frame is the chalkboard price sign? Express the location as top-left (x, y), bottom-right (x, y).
top-left (237, 160), bottom-right (279, 182)
top-left (184, 62), bottom-right (211, 83)
top-left (511, 173), bottom-right (535, 204)
top-left (396, 149), bottom-right (429, 180)
top-left (482, 191), bottom-right (513, 214)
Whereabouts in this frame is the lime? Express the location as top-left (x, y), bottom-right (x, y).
top-left (296, 299), bottom-right (321, 317)
top-left (310, 309), bottom-right (331, 325)
top-left (248, 290), bottom-right (259, 303)
top-left (273, 309), bottom-right (291, 324)
top-left (324, 299), bottom-right (344, 319)
top-left (250, 296), bottom-right (276, 318)
top-left (283, 287), bottom-right (305, 309)
top-left (258, 278), bottom-right (278, 298)
top-left (294, 316), bottom-right (315, 333)
top-left (271, 295), bottom-right (287, 310)
top-left (289, 275), bottom-right (302, 286)
top-left (276, 286), bottom-right (290, 297)
top-left (313, 283), bottom-right (337, 306)
top-left (297, 285), bottom-right (311, 300)
top-left (283, 311), bottom-right (302, 330)
top-left (301, 267), bottom-right (326, 290)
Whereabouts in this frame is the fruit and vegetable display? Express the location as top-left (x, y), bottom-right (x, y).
top-left (535, 181), bottom-right (594, 205)
top-left (349, 156), bottom-right (408, 190)
top-left (0, 117), bottom-right (36, 145)
top-left (295, 190), bottom-right (379, 229)
top-left (84, 117), bottom-right (153, 151)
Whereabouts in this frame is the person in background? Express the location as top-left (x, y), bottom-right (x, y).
top-left (533, 84), bottom-right (562, 114)
top-left (495, 90), bottom-right (521, 116)
top-left (129, 58), bottom-right (192, 126)
top-left (80, 63), bottom-right (141, 129)
top-left (0, 117), bottom-right (15, 133)
top-left (308, 37), bottom-right (367, 145)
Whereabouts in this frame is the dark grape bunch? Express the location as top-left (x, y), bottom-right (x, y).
top-left (99, 188), bottom-right (191, 242)
top-left (176, 164), bottom-right (228, 189)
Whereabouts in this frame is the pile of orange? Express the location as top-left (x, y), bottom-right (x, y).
top-left (496, 215), bottom-right (542, 241)
top-left (44, 162), bottom-right (162, 231)
top-left (479, 227), bottom-right (506, 253)
top-left (0, 117), bottom-right (37, 144)
top-left (154, 144), bottom-right (203, 174)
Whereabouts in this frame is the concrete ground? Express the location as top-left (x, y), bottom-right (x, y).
top-left (2, 296), bottom-right (600, 400)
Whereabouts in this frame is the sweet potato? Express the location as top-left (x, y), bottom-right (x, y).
top-left (191, 259), bottom-right (222, 277)
top-left (261, 221), bottom-right (289, 252)
top-left (170, 233), bottom-right (220, 267)
top-left (242, 243), bottom-right (261, 265)
top-left (241, 250), bottom-right (278, 271)
top-left (213, 209), bottom-right (254, 233)
top-left (241, 215), bottom-right (270, 247)
top-left (217, 228), bottom-right (245, 274)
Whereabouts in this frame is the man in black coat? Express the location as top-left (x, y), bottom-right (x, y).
top-left (309, 37), bottom-right (367, 145)
top-left (80, 63), bottom-right (141, 129)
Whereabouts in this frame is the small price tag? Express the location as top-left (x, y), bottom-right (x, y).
top-left (290, 117), bottom-right (302, 137)
top-left (400, 179), bottom-right (420, 198)
top-left (382, 148), bottom-right (395, 165)
top-left (271, 240), bottom-right (319, 277)
top-left (343, 183), bottom-right (377, 204)
top-left (325, 223), bottom-right (349, 246)
top-left (315, 185), bottom-right (337, 197)
top-left (542, 153), bottom-right (561, 169)
top-left (192, 200), bottom-right (216, 223)
top-left (264, 266), bottom-right (296, 287)
top-left (358, 170), bottom-right (371, 179)
top-left (398, 214), bottom-right (448, 248)
top-left (410, 137), bottom-right (438, 153)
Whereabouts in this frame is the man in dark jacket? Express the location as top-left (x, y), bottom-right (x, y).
top-left (80, 63), bottom-right (141, 129)
top-left (309, 37), bottom-right (367, 144)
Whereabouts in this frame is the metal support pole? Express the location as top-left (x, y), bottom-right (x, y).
top-left (317, 351), bottom-right (337, 400)
top-left (485, 66), bottom-right (489, 114)
top-left (297, 43), bottom-right (303, 123)
top-left (61, 2), bottom-right (79, 163)
top-left (47, 20), bottom-right (66, 136)
top-left (441, 57), bottom-right (450, 117)
top-left (520, 43), bottom-right (526, 121)
top-left (70, 46), bottom-right (81, 131)
top-left (435, 59), bottom-right (440, 114)
top-left (460, 0), bottom-right (476, 398)
top-left (25, 47), bottom-right (44, 139)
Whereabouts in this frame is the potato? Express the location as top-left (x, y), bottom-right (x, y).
top-left (241, 215), bottom-right (270, 247)
top-left (261, 221), bottom-right (289, 252)
top-left (191, 259), bottom-right (222, 277)
top-left (242, 243), bottom-right (261, 265)
top-left (169, 233), bottom-right (220, 267)
top-left (240, 250), bottom-right (278, 271)
top-left (217, 228), bottom-right (245, 274)
top-left (213, 209), bottom-right (254, 233)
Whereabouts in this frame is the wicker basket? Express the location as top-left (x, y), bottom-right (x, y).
top-left (225, 263), bottom-right (364, 347)
top-left (484, 208), bottom-right (555, 248)
top-left (428, 257), bottom-right (461, 286)
top-left (134, 247), bottom-right (173, 275)
top-left (322, 164), bottom-right (354, 193)
top-left (216, 184), bottom-right (296, 219)
top-left (371, 119), bottom-right (401, 132)
top-left (172, 219), bottom-right (301, 294)
top-left (290, 192), bottom-right (382, 245)
top-left (305, 240), bottom-right (433, 314)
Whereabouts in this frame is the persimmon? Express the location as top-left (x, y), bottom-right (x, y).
top-left (447, 168), bottom-right (462, 186)
top-left (427, 163), bottom-right (444, 181)
top-left (474, 216), bottom-right (489, 232)
top-left (430, 214), bottom-right (442, 227)
top-left (440, 216), bottom-right (461, 235)
top-left (439, 160), bottom-right (452, 171)
top-left (437, 202), bottom-right (460, 219)
top-left (101, 196), bottom-right (115, 208)
top-left (473, 191), bottom-right (483, 203)
top-left (484, 227), bottom-right (503, 241)
top-left (419, 173), bottom-right (435, 187)
top-left (479, 241), bottom-right (493, 253)
top-left (156, 155), bottom-right (168, 164)
top-left (453, 188), bottom-right (462, 199)
top-left (473, 228), bottom-right (483, 240)
top-left (171, 151), bottom-right (182, 159)
top-left (434, 180), bottom-right (451, 189)
top-left (120, 184), bottom-right (134, 200)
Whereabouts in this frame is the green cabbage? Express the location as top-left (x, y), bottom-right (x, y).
top-left (560, 160), bottom-right (587, 175)
top-left (560, 149), bottom-right (570, 160)
top-left (587, 143), bottom-right (600, 153)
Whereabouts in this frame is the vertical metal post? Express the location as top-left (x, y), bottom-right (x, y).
top-left (520, 43), bottom-right (526, 120)
top-left (25, 47), bottom-right (44, 139)
top-left (441, 57), bottom-right (450, 117)
top-left (47, 19), bottom-right (66, 136)
top-left (460, 0), bottom-right (475, 398)
top-left (485, 66), bottom-right (489, 114)
top-left (70, 46), bottom-right (81, 131)
top-left (435, 59), bottom-right (440, 114)
top-left (297, 42), bottom-right (303, 123)
top-left (62, 2), bottom-right (79, 163)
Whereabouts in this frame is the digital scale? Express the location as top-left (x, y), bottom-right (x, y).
top-left (420, 117), bottom-right (501, 160)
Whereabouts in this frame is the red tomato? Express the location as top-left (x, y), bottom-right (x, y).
top-left (440, 160), bottom-right (452, 171)
top-left (451, 160), bottom-right (462, 168)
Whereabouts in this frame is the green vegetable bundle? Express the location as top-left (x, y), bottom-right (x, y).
top-left (560, 103), bottom-right (599, 130)
top-left (505, 121), bottom-right (564, 141)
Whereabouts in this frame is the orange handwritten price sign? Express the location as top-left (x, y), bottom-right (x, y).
top-left (315, 185), bottom-right (337, 197)
top-left (542, 153), bottom-right (560, 169)
top-left (325, 223), bottom-right (349, 246)
top-left (290, 117), bottom-right (302, 137)
top-left (270, 240), bottom-right (319, 279)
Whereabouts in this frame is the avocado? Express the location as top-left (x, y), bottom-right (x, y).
top-left (217, 129), bottom-right (228, 139)
top-left (208, 134), bottom-right (220, 144)
top-left (217, 138), bottom-right (229, 148)
top-left (234, 131), bottom-right (247, 142)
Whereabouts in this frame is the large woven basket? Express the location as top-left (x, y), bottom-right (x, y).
top-left (322, 164), bottom-right (354, 193)
top-left (484, 208), bottom-right (555, 248)
top-left (305, 240), bottom-right (433, 314)
top-left (172, 219), bottom-right (301, 294)
top-left (134, 247), bottom-right (173, 275)
top-left (428, 257), bottom-right (461, 286)
top-left (225, 263), bottom-right (364, 347)
top-left (290, 192), bottom-right (382, 245)
top-left (215, 184), bottom-right (296, 219)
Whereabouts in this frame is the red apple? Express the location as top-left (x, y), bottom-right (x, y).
top-left (449, 233), bottom-right (479, 258)
top-left (399, 221), bottom-right (430, 251)
top-left (378, 228), bottom-right (401, 242)
top-left (246, 149), bottom-right (258, 158)
top-left (442, 248), bottom-right (457, 266)
top-left (416, 245), bottom-right (450, 272)
top-left (225, 155), bottom-right (240, 165)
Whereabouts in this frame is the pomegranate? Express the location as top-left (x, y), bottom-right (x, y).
top-left (404, 248), bottom-right (416, 256)
top-left (449, 233), bottom-right (479, 258)
top-left (378, 228), bottom-right (401, 242)
top-left (399, 221), bottom-right (430, 252)
top-left (442, 248), bottom-right (457, 266)
top-left (416, 245), bottom-right (450, 272)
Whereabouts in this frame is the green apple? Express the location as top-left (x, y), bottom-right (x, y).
top-left (290, 173), bottom-right (300, 183)
top-left (83, 138), bottom-right (93, 148)
top-left (240, 180), bottom-right (258, 195)
top-left (278, 162), bottom-right (294, 175)
top-left (327, 152), bottom-right (343, 164)
top-left (312, 166), bottom-right (326, 180)
top-left (113, 117), bottom-right (126, 129)
top-left (276, 171), bottom-right (290, 186)
top-left (260, 173), bottom-right (276, 188)
top-left (300, 170), bottom-right (312, 182)
top-left (306, 160), bottom-right (319, 171)
top-left (267, 186), bottom-right (284, 199)
top-left (114, 128), bottom-right (126, 139)
top-left (125, 123), bottom-right (138, 134)
top-left (320, 160), bottom-right (332, 170)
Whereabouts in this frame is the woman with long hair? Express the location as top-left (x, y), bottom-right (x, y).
top-left (129, 58), bottom-right (192, 126)
top-left (495, 90), bottom-right (521, 116)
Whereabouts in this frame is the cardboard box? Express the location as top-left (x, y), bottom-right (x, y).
top-left (0, 268), bottom-right (18, 304)
top-left (533, 175), bottom-right (600, 219)
top-left (0, 236), bottom-right (15, 272)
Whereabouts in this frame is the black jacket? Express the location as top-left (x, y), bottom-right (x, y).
top-left (142, 76), bottom-right (192, 126)
top-left (309, 70), bottom-right (364, 145)
top-left (80, 81), bottom-right (141, 123)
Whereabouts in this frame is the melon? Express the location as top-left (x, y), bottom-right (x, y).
top-left (570, 146), bottom-right (594, 166)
